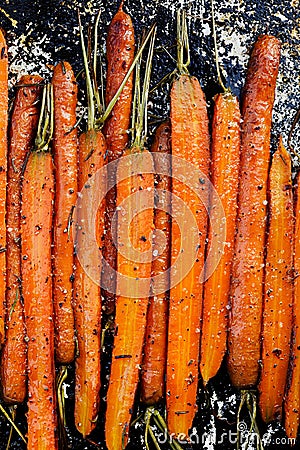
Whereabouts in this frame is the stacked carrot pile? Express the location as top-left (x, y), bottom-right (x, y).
top-left (0, 3), bottom-right (299, 450)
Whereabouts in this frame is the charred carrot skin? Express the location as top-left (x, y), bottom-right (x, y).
top-left (141, 121), bottom-right (171, 405)
top-left (167, 74), bottom-right (210, 437)
top-left (200, 92), bottom-right (241, 386)
top-left (1, 75), bottom-right (42, 403)
top-left (258, 137), bottom-right (293, 423)
top-left (52, 61), bottom-right (78, 364)
top-left (227, 35), bottom-right (281, 389)
top-left (73, 129), bottom-right (106, 437)
top-left (22, 151), bottom-right (57, 450)
top-left (105, 147), bottom-right (154, 450)
top-left (0, 29), bottom-right (8, 345)
top-left (102, 2), bottom-right (135, 315)
top-left (285, 170), bottom-right (300, 440)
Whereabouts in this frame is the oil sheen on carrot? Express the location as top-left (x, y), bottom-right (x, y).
top-left (227, 35), bottom-right (281, 388)
top-left (258, 137), bottom-right (293, 423)
top-left (200, 92), bottom-right (241, 385)
top-left (1, 75), bottom-right (42, 404)
top-left (167, 74), bottom-right (210, 437)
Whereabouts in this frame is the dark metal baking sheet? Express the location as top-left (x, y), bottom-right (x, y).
top-left (0, 0), bottom-right (299, 449)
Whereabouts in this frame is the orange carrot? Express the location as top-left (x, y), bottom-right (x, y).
top-left (0, 28), bottom-right (8, 345)
top-left (102, 1), bottom-right (135, 315)
top-left (73, 16), bottom-right (106, 437)
top-left (227, 35), bottom-right (281, 389)
top-left (52, 61), bottom-right (78, 364)
top-left (1, 75), bottom-right (42, 404)
top-left (284, 171), bottom-right (300, 440)
top-left (141, 120), bottom-right (171, 405)
top-left (200, 92), bottom-right (241, 385)
top-left (21, 84), bottom-right (58, 450)
top-left (258, 136), bottom-right (293, 423)
top-left (166, 11), bottom-right (210, 438)
top-left (73, 128), bottom-right (105, 436)
top-left (105, 29), bottom-right (156, 450)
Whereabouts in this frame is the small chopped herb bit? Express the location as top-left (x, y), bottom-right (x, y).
top-left (115, 354), bottom-right (132, 359)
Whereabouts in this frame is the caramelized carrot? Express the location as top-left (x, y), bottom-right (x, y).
top-left (102, 1), bottom-right (135, 315)
top-left (0, 29), bottom-right (8, 345)
top-left (52, 61), bottom-right (78, 364)
top-left (227, 35), bottom-right (281, 388)
top-left (1, 74), bottom-right (42, 403)
top-left (258, 136), bottom-right (293, 423)
top-left (21, 85), bottom-right (57, 450)
top-left (166, 11), bottom-right (210, 438)
top-left (141, 121), bottom-right (171, 405)
top-left (73, 129), bottom-right (105, 437)
top-left (200, 92), bottom-right (241, 385)
top-left (74, 14), bottom-right (152, 438)
top-left (105, 30), bottom-right (156, 450)
top-left (285, 169), bottom-right (300, 440)
top-left (73, 16), bottom-right (106, 437)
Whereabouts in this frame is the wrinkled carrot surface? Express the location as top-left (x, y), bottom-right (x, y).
top-left (141, 121), bottom-right (171, 405)
top-left (285, 169), bottom-right (300, 440)
top-left (227, 35), bottom-right (281, 388)
top-left (1, 74), bottom-right (42, 403)
top-left (258, 136), bottom-right (293, 423)
top-left (167, 74), bottom-right (210, 437)
top-left (105, 147), bottom-right (154, 450)
top-left (0, 29), bottom-right (8, 345)
top-left (52, 61), bottom-right (78, 364)
top-left (22, 150), bottom-right (57, 450)
top-left (102, 1), bottom-right (135, 315)
top-left (73, 129), bottom-right (106, 437)
top-left (200, 92), bottom-right (240, 385)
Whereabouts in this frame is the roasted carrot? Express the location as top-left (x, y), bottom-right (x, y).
top-left (0, 28), bottom-right (8, 346)
top-left (74, 13), bottom-right (143, 436)
top-left (21, 84), bottom-right (57, 450)
top-left (200, 92), bottom-right (241, 385)
top-left (105, 29), bottom-right (156, 450)
top-left (73, 16), bottom-right (105, 437)
top-left (227, 35), bottom-right (281, 388)
top-left (1, 74), bottom-right (42, 404)
top-left (102, 1), bottom-right (135, 315)
top-left (141, 121), bottom-right (171, 405)
top-left (284, 169), bottom-right (300, 440)
top-left (258, 136), bottom-right (293, 423)
top-left (52, 61), bottom-right (78, 364)
top-left (166, 11), bottom-right (210, 438)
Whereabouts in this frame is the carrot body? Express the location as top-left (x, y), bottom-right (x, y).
top-left (167, 74), bottom-right (210, 437)
top-left (258, 137), bottom-right (293, 423)
top-left (105, 147), bottom-right (154, 450)
top-left (227, 35), bottom-right (281, 388)
top-left (285, 170), bottom-right (300, 440)
top-left (102, 2), bottom-right (134, 315)
top-left (52, 61), bottom-right (78, 364)
top-left (141, 121), bottom-right (171, 405)
top-left (200, 92), bottom-right (241, 385)
top-left (1, 75), bottom-right (42, 403)
top-left (73, 129), bottom-right (106, 437)
top-left (0, 29), bottom-right (8, 345)
top-left (22, 151), bottom-right (57, 450)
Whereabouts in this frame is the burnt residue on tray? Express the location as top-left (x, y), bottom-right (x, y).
top-left (0, 0), bottom-right (300, 449)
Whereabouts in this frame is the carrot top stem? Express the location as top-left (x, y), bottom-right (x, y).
top-left (132, 29), bottom-right (156, 148)
top-left (176, 9), bottom-right (190, 75)
top-left (79, 8), bottom-right (156, 131)
top-left (237, 391), bottom-right (264, 450)
top-left (0, 404), bottom-right (26, 445)
top-left (34, 83), bottom-right (53, 152)
top-left (144, 408), bottom-right (184, 450)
